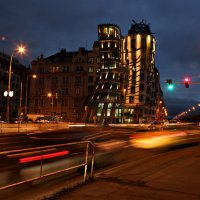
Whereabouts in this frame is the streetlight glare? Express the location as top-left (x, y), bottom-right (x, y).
top-left (48, 93), bottom-right (52, 97)
top-left (16, 45), bottom-right (26, 54)
top-left (32, 74), bottom-right (37, 78)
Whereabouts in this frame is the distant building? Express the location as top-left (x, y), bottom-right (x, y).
top-left (29, 20), bottom-right (166, 123)
top-left (85, 20), bottom-right (166, 123)
top-left (0, 52), bottom-right (28, 120)
top-left (29, 44), bottom-right (100, 122)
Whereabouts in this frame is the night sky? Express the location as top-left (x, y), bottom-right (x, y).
top-left (1, 0), bottom-right (200, 117)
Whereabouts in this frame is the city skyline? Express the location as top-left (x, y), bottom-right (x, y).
top-left (1, 0), bottom-right (200, 117)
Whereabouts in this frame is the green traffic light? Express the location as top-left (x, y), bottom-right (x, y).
top-left (167, 84), bottom-right (174, 90)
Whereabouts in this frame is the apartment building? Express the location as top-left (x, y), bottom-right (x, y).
top-left (29, 44), bottom-right (100, 122)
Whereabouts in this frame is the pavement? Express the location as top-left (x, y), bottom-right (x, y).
top-left (49, 144), bottom-right (200, 200)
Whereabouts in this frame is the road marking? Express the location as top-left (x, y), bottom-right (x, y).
top-left (83, 133), bottom-right (112, 140)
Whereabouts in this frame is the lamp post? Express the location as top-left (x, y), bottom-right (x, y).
top-left (25, 74), bottom-right (37, 119)
top-left (6, 45), bottom-right (26, 123)
top-left (18, 81), bottom-right (23, 120)
top-left (48, 92), bottom-right (53, 116)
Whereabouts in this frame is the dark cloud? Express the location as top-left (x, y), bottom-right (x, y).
top-left (1, 0), bottom-right (200, 116)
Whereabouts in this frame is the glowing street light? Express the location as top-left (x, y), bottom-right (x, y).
top-left (48, 92), bottom-right (53, 115)
top-left (6, 44), bottom-right (26, 123)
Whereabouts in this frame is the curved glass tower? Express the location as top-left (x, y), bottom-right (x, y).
top-left (87, 24), bottom-right (123, 123)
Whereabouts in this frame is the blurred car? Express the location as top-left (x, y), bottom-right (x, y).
top-left (148, 120), bottom-right (164, 130)
top-left (129, 130), bottom-right (187, 149)
top-left (35, 117), bottom-right (49, 123)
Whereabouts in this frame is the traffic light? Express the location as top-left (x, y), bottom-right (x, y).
top-left (184, 78), bottom-right (189, 88)
top-left (166, 79), bottom-right (174, 90)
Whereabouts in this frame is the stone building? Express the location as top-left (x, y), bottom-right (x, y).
top-left (29, 44), bottom-right (100, 122)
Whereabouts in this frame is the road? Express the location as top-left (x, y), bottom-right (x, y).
top-left (1, 123), bottom-right (200, 199)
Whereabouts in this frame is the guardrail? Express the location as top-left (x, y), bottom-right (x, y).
top-left (0, 141), bottom-right (95, 190)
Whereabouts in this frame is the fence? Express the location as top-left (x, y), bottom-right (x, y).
top-left (0, 140), bottom-right (95, 190)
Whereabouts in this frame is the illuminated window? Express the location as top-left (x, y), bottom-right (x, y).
top-left (89, 67), bottom-right (94, 73)
top-left (89, 57), bottom-right (94, 64)
top-left (96, 57), bottom-right (100, 63)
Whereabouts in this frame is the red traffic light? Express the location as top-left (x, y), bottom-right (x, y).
top-left (184, 78), bottom-right (189, 82)
top-left (184, 78), bottom-right (189, 88)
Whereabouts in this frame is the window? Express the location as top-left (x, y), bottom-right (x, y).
top-left (131, 86), bottom-right (135, 93)
top-left (96, 57), bottom-right (100, 63)
top-left (88, 85), bottom-right (93, 93)
top-left (142, 38), bottom-right (146, 48)
top-left (53, 66), bottom-right (60, 72)
top-left (139, 84), bottom-right (144, 91)
top-left (63, 66), bottom-right (69, 72)
top-left (63, 77), bottom-right (68, 85)
top-left (75, 88), bottom-right (80, 95)
top-left (88, 76), bottom-right (93, 83)
top-left (62, 100), bottom-right (65, 106)
top-left (129, 96), bottom-right (134, 103)
top-left (74, 98), bottom-right (81, 107)
top-left (139, 95), bottom-right (144, 102)
top-left (89, 57), bottom-right (94, 64)
top-left (131, 39), bottom-right (136, 49)
top-left (89, 67), bottom-right (94, 73)
top-left (140, 73), bottom-right (145, 81)
top-left (75, 76), bottom-right (81, 85)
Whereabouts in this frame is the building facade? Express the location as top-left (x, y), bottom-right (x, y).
top-left (121, 20), bottom-right (165, 123)
top-left (86, 20), bottom-right (166, 123)
top-left (29, 45), bottom-right (100, 122)
top-left (0, 52), bottom-right (28, 121)
top-left (84, 24), bottom-right (125, 124)
top-left (29, 20), bottom-right (166, 123)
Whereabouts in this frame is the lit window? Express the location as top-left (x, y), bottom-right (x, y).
top-left (96, 57), bottom-right (100, 63)
top-left (89, 57), bottom-right (94, 64)
top-left (89, 67), bottom-right (94, 73)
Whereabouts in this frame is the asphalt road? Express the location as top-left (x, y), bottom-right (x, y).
top-left (1, 123), bottom-right (200, 199)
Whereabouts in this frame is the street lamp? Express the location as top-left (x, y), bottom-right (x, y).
top-left (24, 74), bottom-right (37, 119)
top-left (6, 45), bottom-right (26, 123)
top-left (48, 92), bottom-right (53, 115)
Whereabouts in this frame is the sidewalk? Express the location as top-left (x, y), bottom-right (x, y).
top-left (51, 144), bottom-right (200, 200)
top-left (0, 122), bottom-right (70, 135)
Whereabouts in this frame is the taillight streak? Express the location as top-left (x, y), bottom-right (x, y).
top-left (19, 150), bottom-right (69, 163)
